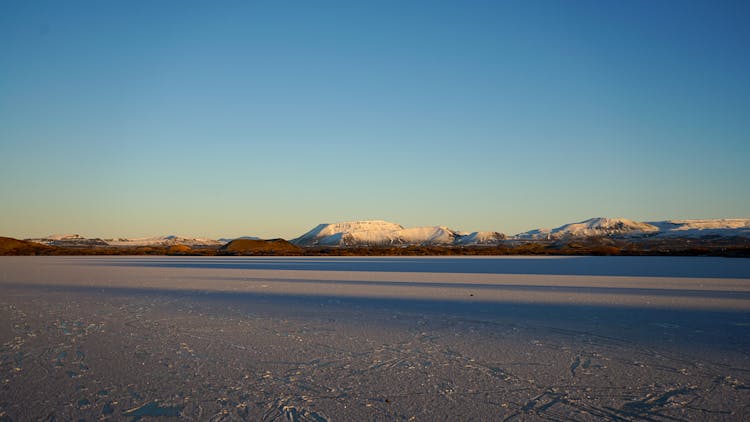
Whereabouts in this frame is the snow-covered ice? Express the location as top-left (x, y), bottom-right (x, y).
top-left (1, 256), bottom-right (748, 420)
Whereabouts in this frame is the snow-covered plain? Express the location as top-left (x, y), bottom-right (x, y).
top-left (0, 256), bottom-right (748, 420)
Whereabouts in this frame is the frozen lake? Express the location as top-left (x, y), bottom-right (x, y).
top-left (1, 256), bottom-right (749, 420)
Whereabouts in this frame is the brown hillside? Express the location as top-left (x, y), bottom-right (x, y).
top-left (0, 237), bottom-right (56, 255)
top-left (220, 238), bottom-right (300, 255)
top-left (167, 244), bottom-right (193, 255)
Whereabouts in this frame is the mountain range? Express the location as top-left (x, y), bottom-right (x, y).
top-left (515, 217), bottom-right (750, 240)
top-left (23, 217), bottom-right (750, 248)
top-left (290, 218), bottom-right (750, 247)
top-left (26, 234), bottom-right (223, 248)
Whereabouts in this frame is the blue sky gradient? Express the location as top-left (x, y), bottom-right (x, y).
top-left (1, 1), bottom-right (749, 239)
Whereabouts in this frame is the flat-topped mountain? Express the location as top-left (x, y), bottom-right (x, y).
top-left (291, 220), bottom-right (505, 247)
top-left (291, 220), bottom-right (457, 247)
top-left (291, 220), bottom-right (404, 246)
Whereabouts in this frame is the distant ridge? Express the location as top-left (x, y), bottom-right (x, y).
top-left (27, 234), bottom-right (222, 247)
top-left (105, 235), bottom-right (222, 247)
top-left (26, 234), bottom-right (109, 247)
top-left (647, 219), bottom-right (750, 238)
top-left (516, 217), bottom-right (659, 240)
top-left (517, 217), bottom-right (750, 240)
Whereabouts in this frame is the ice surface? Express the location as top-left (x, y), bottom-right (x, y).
top-left (0, 256), bottom-right (748, 420)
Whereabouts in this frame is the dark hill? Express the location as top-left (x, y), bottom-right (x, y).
top-left (0, 237), bottom-right (56, 255)
top-left (220, 238), bottom-right (301, 255)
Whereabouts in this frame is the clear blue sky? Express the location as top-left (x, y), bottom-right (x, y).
top-left (1, 1), bottom-right (749, 239)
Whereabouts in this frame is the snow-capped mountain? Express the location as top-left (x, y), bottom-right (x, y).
top-left (292, 217), bottom-right (750, 248)
top-left (516, 218), bottom-right (659, 240)
top-left (515, 217), bottom-right (750, 240)
top-left (292, 221), bottom-right (509, 247)
top-left (292, 220), bottom-right (464, 247)
top-left (647, 219), bottom-right (750, 238)
top-left (293, 220), bottom-right (403, 247)
top-left (454, 231), bottom-right (506, 245)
